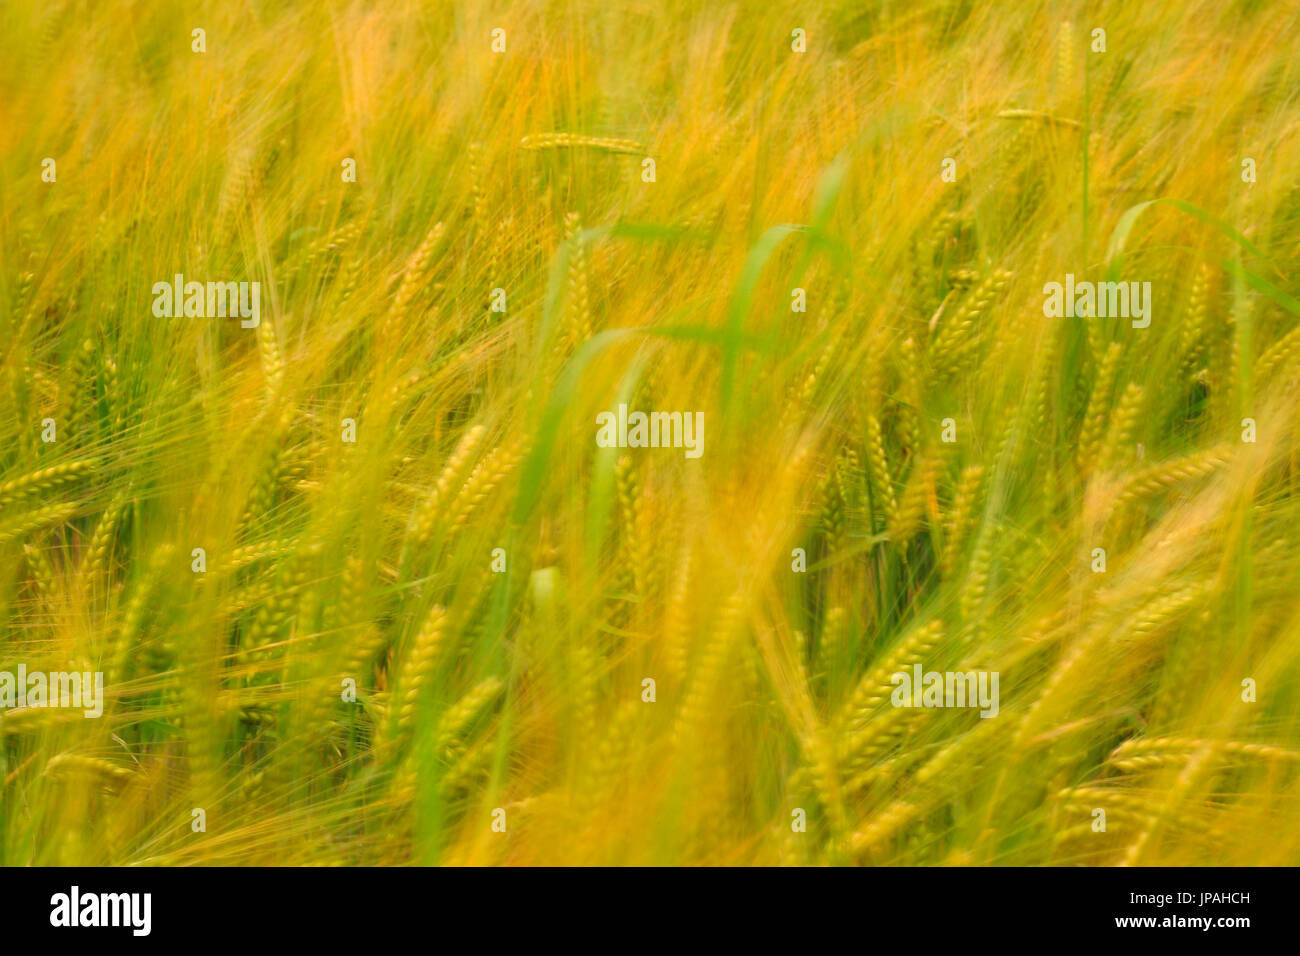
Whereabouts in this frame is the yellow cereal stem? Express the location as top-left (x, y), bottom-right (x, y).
top-left (1114, 445), bottom-right (1233, 507)
top-left (520, 132), bottom-right (644, 154)
top-left (0, 460), bottom-right (95, 507)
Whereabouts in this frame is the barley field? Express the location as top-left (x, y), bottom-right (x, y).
top-left (2, 0), bottom-right (1299, 867)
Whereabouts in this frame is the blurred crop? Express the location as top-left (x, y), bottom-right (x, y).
top-left (2, 0), bottom-right (1300, 865)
